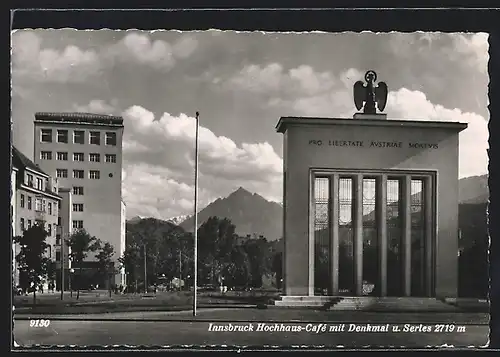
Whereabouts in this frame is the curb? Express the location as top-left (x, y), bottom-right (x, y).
top-left (14, 304), bottom-right (257, 315)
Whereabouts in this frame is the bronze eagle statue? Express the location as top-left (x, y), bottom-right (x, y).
top-left (353, 70), bottom-right (388, 114)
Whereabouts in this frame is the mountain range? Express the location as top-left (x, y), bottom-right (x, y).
top-left (127, 174), bottom-right (488, 242)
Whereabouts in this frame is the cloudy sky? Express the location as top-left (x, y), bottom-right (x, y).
top-left (11, 30), bottom-right (489, 219)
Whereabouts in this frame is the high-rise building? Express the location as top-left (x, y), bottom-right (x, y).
top-left (33, 112), bottom-right (125, 286)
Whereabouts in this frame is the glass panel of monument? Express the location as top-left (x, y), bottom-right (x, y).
top-left (362, 178), bottom-right (378, 296)
top-left (313, 176), bottom-right (330, 296)
top-left (387, 178), bottom-right (403, 296)
top-left (411, 178), bottom-right (426, 296)
top-left (338, 177), bottom-right (355, 295)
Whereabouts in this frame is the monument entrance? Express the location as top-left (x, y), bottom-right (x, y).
top-left (275, 71), bottom-right (467, 304)
top-left (312, 170), bottom-right (435, 298)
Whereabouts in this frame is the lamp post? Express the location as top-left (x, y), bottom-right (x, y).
top-left (143, 243), bottom-right (147, 293)
top-left (193, 111), bottom-right (200, 316)
top-left (69, 268), bottom-right (74, 298)
top-left (60, 237), bottom-right (64, 300)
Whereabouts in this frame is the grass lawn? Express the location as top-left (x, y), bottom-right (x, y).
top-left (13, 289), bottom-right (281, 314)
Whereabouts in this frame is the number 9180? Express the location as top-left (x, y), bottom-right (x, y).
top-left (30, 319), bottom-right (51, 327)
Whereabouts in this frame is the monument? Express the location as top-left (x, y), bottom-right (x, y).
top-left (275, 71), bottom-right (468, 306)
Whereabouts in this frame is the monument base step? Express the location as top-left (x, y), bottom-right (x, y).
top-left (273, 296), bottom-right (341, 308)
top-left (330, 297), bottom-right (459, 311)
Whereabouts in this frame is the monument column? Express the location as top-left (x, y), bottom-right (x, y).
top-left (402, 175), bottom-right (412, 297)
top-left (377, 175), bottom-right (388, 297)
top-left (424, 176), bottom-right (434, 297)
top-left (353, 174), bottom-right (363, 296)
top-left (308, 171), bottom-right (315, 296)
top-left (329, 174), bottom-right (340, 295)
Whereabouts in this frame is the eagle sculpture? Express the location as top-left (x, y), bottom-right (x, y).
top-left (353, 70), bottom-right (388, 114)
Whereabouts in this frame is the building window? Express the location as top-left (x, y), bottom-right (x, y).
top-left (27, 174), bottom-right (34, 187)
top-left (20, 194), bottom-right (25, 208)
top-left (105, 132), bottom-right (117, 146)
top-left (20, 218), bottom-right (25, 231)
top-left (73, 130), bottom-right (85, 144)
top-left (105, 154), bottom-right (117, 163)
top-left (40, 151), bottom-right (52, 160)
top-left (35, 198), bottom-right (43, 212)
top-left (47, 244), bottom-right (52, 258)
top-left (58, 201), bottom-right (61, 210)
top-left (57, 129), bottom-right (69, 143)
top-left (73, 186), bottom-right (84, 195)
top-left (47, 224), bottom-right (52, 236)
top-left (56, 251), bottom-right (61, 261)
top-left (27, 220), bottom-right (32, 228)
top-left (57, 152), bottom-right (68, 161)
top-left (41, 129), bottom-right (52, 143)
top-left (56, 234), bottom-right (61, 245)
top-left (57, 217), bottom-right (61, 226)
top-left (48, 202), bottom-right (52, 215)
top-left (72, 220), bottom-right (84, 229)
top-left (73, 203), bottom-right (84, 212)
top-left (73, 170), bottom-right (85, 179)
top-left (27, 196), bottom-right (32, 210)
top-left (73, 152), bottom-right (84, 162)
top-left (89, 153), bottom-right (101, 162)
top-left (89, 170), bottom-right (100, 180)
top-left (56, 169), bottom-right (68, 178)
top-left (36, 178), bottom-right (44, 190)
top-left (90, 131), bottom-right (100, 145)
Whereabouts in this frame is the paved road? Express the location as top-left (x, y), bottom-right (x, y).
top-left (14, 309), bottom-right (489, 348)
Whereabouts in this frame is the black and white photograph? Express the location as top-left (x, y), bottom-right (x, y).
top-left (11, 28), bottom-right (490, 348)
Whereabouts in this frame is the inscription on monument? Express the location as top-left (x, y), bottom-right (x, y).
top-left (308, 139), bottom-right (439, 149)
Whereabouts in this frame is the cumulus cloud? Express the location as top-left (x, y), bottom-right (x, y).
top-left (387, 88), bottom-right (488, 178)
top-left (224, 62), bottom-right (488, 179)
top-left (449, 33), bottom-right (489, 73)
top-left (172, 35), bottom-right (199, 59)
top-left (226, 63), bottom-right (336, 97)
top-left (11, 31), bottom-right (101, 83)
top-left (122, 163), bottom-right (214, 219)
top-left (72, 99), bottom-right (119, 114)
top-left (106, 33), bottom-right (175, 71)
top-left (387, 32), bottom-right (489, 74)
top-left (118, 105), bottom-right (282, 218)
top-left (11, 31), bottom-right (200, 83)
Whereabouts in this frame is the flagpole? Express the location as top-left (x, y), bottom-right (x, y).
top-left (193, 111), bottom-right (200, 316)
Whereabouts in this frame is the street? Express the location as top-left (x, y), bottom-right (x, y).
top-left (14, 309), bottom-right (490, 348)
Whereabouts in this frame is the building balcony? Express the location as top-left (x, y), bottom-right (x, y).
top-left (45, 187), bottom-right (58, 196)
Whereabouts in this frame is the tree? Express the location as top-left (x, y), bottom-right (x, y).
top-left (225, 245), bottom-right (251, 288)
top-left (126, 219), bottom-right (188, 287)
top-left (96, 242), bottom-right (116, 297)
top-left (46, 260), bottom-right (57, 290)
top-left (242, 237), bottom-right (272, 288)
top-left (14, 224), bottom-right (50, 305)
top-left (118, 244), bottom-right (141, 293)
top-left (271, 252), bottom-right (283, 289)
top-left (198, 217), bottom-right (238, 286)
top-left (66, 229), bottom-right (100, 299)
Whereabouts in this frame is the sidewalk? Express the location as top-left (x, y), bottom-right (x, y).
top-left (14, 307), bottom-right (489, 325)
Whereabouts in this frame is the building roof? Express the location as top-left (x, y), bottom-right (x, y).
top-left (34, 112), bottom-right (124, 126)
top-left (276, 116), bottom-right (468, 133)
top-left (12, 146), bottom-right (48, 176)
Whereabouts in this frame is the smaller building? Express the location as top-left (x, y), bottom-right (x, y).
top-left (12, 146), bottom-right (71, 291)
top-left (11, 166), bottom-right (18, 287)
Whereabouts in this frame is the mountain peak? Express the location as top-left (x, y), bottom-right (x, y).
top-left (229, 186), bottom-right (253, 198)
top-left (127, 215), bottom-right (143, 224)
top-left (180, 186), bottom-right (283, 240)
